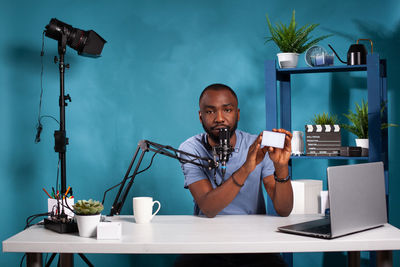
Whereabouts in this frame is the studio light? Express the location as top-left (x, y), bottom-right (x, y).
top-left (42, 18), bottom-right (106, 233)
top-left (45, 18), bottom-right (106, 57)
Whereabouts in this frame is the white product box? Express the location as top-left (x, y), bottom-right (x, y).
top-left (97, 222), bottom-right (122, 240)
top-left (262, 131), bottom-right (285, 148)
top-left (291, 179), bottom-right (322, 214)
top-left (320, 190), bottom-right (329, 214)
top-left (48, 198), bottom-right (75, 218)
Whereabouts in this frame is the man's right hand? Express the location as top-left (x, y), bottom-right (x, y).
top-left (243, 133), bottom-right (268, 173)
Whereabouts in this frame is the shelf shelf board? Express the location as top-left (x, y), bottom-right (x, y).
top-left (277, 64), bottom-right (367, 74)
top-left (291, 155), bottom-right (368, 160)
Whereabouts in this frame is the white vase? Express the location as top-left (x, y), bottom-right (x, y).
top-left (355, 138), bottom-right (369, 149)
top-left (291, 131), bottom-right (304, 156)
top-left (75, 214), bottom-right (101, 238)
top-left (277, 53), bottom-right (299, 68)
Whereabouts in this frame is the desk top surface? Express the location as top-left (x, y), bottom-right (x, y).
top-left (3, 214), bottom-right (400, 254)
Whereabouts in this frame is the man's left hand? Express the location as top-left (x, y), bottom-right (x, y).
top-left (267, 128), bottom-right (292, 166)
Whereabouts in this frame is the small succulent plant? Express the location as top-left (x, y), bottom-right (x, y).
top-left (73, 199), bottom-right (104, 215)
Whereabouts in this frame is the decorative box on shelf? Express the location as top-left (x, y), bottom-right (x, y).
top-left (305, 124), bottom-right (341, 156)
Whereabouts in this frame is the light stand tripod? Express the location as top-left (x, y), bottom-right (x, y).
top-left (43, 36), bottom-right (77, 233)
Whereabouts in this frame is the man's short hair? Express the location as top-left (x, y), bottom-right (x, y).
top-left (199, 83), bottom-right (238, 105)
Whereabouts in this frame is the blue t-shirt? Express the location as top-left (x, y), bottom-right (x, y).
top-left (178, 130), bottom-right (275, 216)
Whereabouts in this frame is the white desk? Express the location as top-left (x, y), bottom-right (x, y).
top-left (3, 214), bottom-right (400, 266)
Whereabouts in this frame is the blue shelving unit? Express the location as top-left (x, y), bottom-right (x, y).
top-left (264, 54), bottom-right (388, 267)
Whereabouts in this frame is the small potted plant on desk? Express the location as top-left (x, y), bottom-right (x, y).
top-left (305, 112), bottom-right (341, 156)
top-left (341, 100), bottom-right (398, 156)
top-left (265, 10), bottom-right (332, 68)
top-left (73, 199), bottom-right (104, 238)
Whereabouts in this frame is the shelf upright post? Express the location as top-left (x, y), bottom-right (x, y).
top-left (367, 54), bottom-right (382, 163)
top-left (265, 60), bottom-right (279, 217)
top-left (379, 58), bottom-right (389, 197)
top-left (265, 60), bottom-right (278, 131)
top-left (279, 70), bottom-right (292, 132)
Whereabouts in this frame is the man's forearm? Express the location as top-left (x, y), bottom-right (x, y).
top-left (273, 181), bottom-right (293, 216)
top-left (190, 165), bottom-right (251, 218)
top-left (272, 164), bottom-right (293, 216)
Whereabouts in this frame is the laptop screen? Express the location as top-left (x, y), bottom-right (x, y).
top-left (327, 162), bottom-right (387, 238)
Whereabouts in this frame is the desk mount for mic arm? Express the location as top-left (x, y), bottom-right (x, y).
top-left (109, 140), bottom-right (217, 216)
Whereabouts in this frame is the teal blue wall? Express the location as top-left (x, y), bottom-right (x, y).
top-left (1, 0), bottom-right (399, 266)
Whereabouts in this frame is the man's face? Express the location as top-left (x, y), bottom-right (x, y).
top-left (199, 89), bottom-right (240, 144)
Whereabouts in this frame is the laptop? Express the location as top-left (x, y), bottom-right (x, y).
top-left (278, 162), bottom-right (387, 239)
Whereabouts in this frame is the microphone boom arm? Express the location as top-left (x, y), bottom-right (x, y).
top-left (109, 140), bottom-right (217, 216)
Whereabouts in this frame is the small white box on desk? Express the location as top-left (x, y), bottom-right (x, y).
top-left (97, 222), bottom-right (122, 240)
top-left (291, 179), bottom-right (322, 214)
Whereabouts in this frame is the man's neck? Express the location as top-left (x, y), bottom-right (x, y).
top-left (207, 131), bottom-right (237, 148)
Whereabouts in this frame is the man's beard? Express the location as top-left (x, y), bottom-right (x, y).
top-left (202, 121), bottom-right (238, 144)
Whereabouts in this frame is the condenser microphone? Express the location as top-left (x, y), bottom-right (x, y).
top-left (217, 128), bottom-right (233, 177)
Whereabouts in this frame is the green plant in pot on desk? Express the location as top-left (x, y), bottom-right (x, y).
top-left (305, 112), bottom-right (341, 156)
top-left (73, 199), bottom-right (104, 238)
top-left (265, 10), bottom-right (332, 68)
top-left (341, 100), bottom-right (398, 155)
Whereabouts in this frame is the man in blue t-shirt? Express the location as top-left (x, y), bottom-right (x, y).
top-left (175, 84), bottom-right (293, 267)
top-left (178, 83), bottom-right (293, 218)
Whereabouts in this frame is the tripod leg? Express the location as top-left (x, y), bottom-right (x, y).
top-left (78, 253), bottom-right (94, 267)
top-left (45, 253), bottom-right (57, 267)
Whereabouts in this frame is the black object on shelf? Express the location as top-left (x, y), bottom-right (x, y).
top-left (339, 146), bottom-right (362, 157)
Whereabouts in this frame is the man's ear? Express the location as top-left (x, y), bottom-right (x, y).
top-left (199, 110), bottom-right (203, 123)
top-left (237, 108), bottom-right (240, 121)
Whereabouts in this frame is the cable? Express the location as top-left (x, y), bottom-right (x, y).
top-left (62, 199), bottom-right (74, 213)
top-left (35, 31), bottom-right (46, 144)
top-left (56, 158), bottom-right (60, 197)
top-left (34, 31), bottom-right (60, 143)
top-left (25, 212), bottom-right (51, 229)
top-left (101, 149), bottom-right (161, 205)
top-left (40, 115), bottom-right (60, 124)
top-left (136, 149), bottom-right (159, 175)
top-left (20, 254), bottom-right (26, 267)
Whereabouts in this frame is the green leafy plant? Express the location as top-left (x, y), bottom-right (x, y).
top-left (265, 10), bottom-right (332, 53)
top-left (73, 199), bottom-right (104, 215)
top-left (311, 112), bottom-right (339, 125)
top-left (341, 100), bottom-right (398, 139)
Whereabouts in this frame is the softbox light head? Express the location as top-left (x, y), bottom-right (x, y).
top-left (45, 18), bottom-right (106, 57)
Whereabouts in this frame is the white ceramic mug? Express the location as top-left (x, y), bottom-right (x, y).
top-left (133, 197), bottom-right (161, 224)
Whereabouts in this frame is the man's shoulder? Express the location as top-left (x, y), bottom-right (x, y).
top-left (237, 129), bottom-right (257, 138)
top-left (236, 129), bottom-right (258, 143)
top-left (179, 133), bottom-right (206, 151)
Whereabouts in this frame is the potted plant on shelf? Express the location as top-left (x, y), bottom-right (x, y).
top-left (341, 100), bottom-right (398, 151)
top-left (73, 199), bottom-right (104, 238)
top-left (305, 112), bottom-right (341, 156)
top-left (265, 10), bottom-right (332, 68)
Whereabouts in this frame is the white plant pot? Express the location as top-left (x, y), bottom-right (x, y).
top-left (277, 53), bottom-right (299, 68)
top-left (75, 214), bottom-right (101, 238)
top-left (355, 138), bottom-right (369, 149)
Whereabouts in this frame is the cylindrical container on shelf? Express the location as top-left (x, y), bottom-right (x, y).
top-left (291, 131), bottom-right (304, 156)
